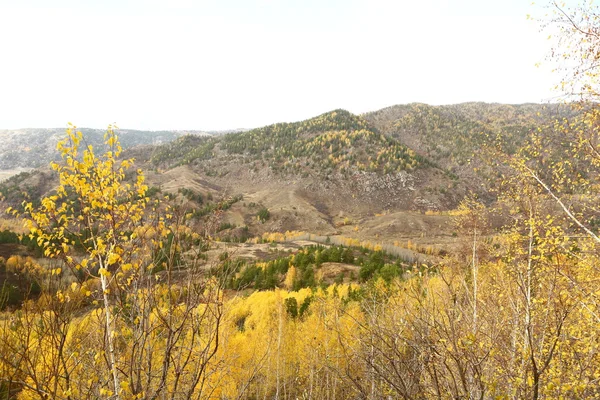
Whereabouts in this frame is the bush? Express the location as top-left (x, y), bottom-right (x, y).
top-left (0, 230), bottom-right (19, 244)
top-left (285, 297), bottom-right (298, 318)
top-left (257, 207), bottom-right (270, 223)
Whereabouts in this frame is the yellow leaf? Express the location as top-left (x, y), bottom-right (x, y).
top-left (107, 253), bottom-right (120, 265)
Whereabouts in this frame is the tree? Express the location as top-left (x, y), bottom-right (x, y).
top-left (257, 207), bottom-right (270, 223)
top-left (451, 196), bottom-right (489, 335)
top-left (16, 124), bottom-right (144, 395)
top-left (536, 1), bottom-right (600, 238)
top-left (5, 125), bottom-right (223, 399)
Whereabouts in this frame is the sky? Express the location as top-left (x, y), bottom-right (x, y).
top-left (0, 0), bottom-right (569, 130)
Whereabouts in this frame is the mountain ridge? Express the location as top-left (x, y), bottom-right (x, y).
top-left (0, 102), bottom-right (582, 262)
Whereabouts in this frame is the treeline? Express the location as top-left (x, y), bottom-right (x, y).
top-left (221, 109), bottom-right (370, 154)
top-left (370, 102), bottom-right (577, 168)
top-left (224, 244), bottom-right (416, 291)
top-left (222, 110), bottom-right (428, 175)
top-left (150, 135), bottom-right (216, 167)
top-left (147, 109), bottom-right (432, 177)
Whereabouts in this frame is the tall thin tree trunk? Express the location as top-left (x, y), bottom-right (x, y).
top-left (521, 205), bottom-right (535, 396)
top-left (99, 259), bottom-right (120, 399)
top-left (472, 227), bottom-right (478, 333)
top-left (275, 299), bottom-right (283, 400)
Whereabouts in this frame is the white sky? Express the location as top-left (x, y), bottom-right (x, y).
top-left (0, 0), bottom-right (566, 130)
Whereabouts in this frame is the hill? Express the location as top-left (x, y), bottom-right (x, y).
top-left (364, 102), bottom-right (575, 169)
top-left (0, 127), bottom-right (216, 170)
top-left (141, 109), bottom-right (460, 232)
top-left (0, 103), bottom-right (578, 257)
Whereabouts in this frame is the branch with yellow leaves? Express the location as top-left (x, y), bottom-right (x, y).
top-left (520, 162), bottom-right (600, 244)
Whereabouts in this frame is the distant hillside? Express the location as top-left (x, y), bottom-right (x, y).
top-left (363, 102), bottom-right (575, 169)
top-left (0, 128), bottom-right (215, 169)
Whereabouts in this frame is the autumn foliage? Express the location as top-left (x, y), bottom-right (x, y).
top-left (5, 2), bottom-right (600, 399)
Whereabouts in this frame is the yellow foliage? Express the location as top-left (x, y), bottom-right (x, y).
top-left (283, 265), bottom-right (297, 289)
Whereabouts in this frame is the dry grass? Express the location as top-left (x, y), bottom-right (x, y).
top-left (0, 217), bottom-right (25, 233)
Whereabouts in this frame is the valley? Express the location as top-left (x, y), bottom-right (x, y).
top-left (1, 101), bottom-right (599, 399)
top-left (4, 0), bottom-right (600, 397)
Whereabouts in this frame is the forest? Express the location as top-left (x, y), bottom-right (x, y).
top-left (3, 2), bottom-right (600, 400)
